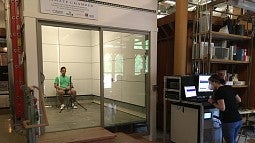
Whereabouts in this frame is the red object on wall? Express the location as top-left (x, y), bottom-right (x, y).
top-left (10, 0), bottom-right (25, 119)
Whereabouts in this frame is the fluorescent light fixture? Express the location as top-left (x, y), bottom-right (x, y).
top-left (189, 0), bottom-right (212, 5)
top-left (188, 6), bottom-right (196, 11)
top-left (164, 0), bottom-right (176, 6)
top-left (157, 14), bottom-right (167, 19)
top-left (229, 0), bottom-right (255, 11)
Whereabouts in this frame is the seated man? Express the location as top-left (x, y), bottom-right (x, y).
top-left (54, 66), bottom-right (77, 109)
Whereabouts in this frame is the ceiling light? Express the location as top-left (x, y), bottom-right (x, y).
top-left (188, 6), bottom-right (196, 11)
top-left (164, 0), bottom-right (176, 6)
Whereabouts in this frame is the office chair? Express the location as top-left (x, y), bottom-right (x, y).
top-left (59, 76), bottom-right (87, 113)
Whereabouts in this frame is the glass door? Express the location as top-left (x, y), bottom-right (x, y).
top-left (39, 23), bottom-right (101, 132)
top-left (103, 30), bottom-right (149, 132)
top-left (38, 22), bottom-right (150, 133)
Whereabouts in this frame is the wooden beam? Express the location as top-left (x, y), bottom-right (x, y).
top-left (174, 0), bottom-right (188, 75)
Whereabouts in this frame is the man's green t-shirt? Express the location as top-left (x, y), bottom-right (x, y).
top-left (54, 75), bottom-right (71, 88)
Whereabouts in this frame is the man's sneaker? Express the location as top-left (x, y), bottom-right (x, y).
top-left (73, 105), bottom-right (78, 109)
top-left (60, 104), bottom-right (65, 110)
top-left (72, 103), bottom-right (78, 109)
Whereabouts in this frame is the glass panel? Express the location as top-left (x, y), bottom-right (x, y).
top-left (41, 25), bottom-right (100, 132)
top-left (103, 31), bottom-right (149, 133)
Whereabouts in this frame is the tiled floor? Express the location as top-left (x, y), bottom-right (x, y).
top-left (45, 100), bottom-right (146, 132)
top-left (1, 107), bottom-right (255, 143)
top-left (0, 113), bottom-right (26, 143)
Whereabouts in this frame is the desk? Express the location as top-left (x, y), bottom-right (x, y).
top-left (239, 109), bottom-right (255, 125)
top-left (165, 101), bottom-right (221, 143)
top-left (239, 109), bottom-right (255, 115)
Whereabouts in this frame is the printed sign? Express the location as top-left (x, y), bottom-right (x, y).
top-left (40, 0), bottom-right (98, 20)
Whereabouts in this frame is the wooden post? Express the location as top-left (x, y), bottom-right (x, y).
top-left (174, 0), bottom-right (188, 75)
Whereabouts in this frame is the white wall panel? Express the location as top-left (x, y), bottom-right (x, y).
top-left (92, 62), bottom-right (100, 79)
top-left (74, 80), bottom-right (92, 95)
top-left (41, 26), bottom-right (59, 44)
top-left (122, 82), bottom-right (145, 106)
top-left (111, 81), bottom-right (122, 101)
top-left (91, 31), bottom-right (99, 47)
top-left (42, 44), bottom-right (59, 62)
top-left (92, 79), bottom-right (100, 96)
top-left (43, 62), bottom-right (59, 79)
top-left (59, 28), bottom-right (91, 46)
top-left (92, 46), bottom-right (100, 62)
top-left (122, 58), bottom-right (134, 80)
top-left (59, 63), bottom-right (92, 79)
top-left (104, 88), bottom-right (112, 99)
top-left (59, 45), bottom-right (92, 63)
top-left (44, 79), bottom-right (57, 97)
top-left (103, 31), bottom-right (121, 42)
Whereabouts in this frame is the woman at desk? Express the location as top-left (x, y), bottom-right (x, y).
top-left (208, 74), bottom-right (242, 143)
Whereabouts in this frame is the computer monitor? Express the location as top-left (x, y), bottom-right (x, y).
top-left (198, 75), bottom-right (213, 92)
top-left (204, 112), bottom-right (212, 120)
top-left (184, 86), bottom-right (197, 98)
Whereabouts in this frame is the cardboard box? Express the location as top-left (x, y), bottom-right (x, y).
top-left (0, 28), bottom-right (6, 37)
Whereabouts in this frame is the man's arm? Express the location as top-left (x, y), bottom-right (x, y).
top-left (54, 77), bottom-right (62, 90)
top-left (54, 83), bottom-right (60, 90)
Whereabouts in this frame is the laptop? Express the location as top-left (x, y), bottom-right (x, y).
top-left (184, 86), bottom-right (197, 99)
top-left (184, 86), bottom-right (208, 102)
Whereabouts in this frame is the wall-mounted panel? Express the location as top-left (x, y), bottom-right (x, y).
top-left (92, 79), bottom-right (100, 96)
top-left (122, 81), bottom-right (145, 106)
top-left (59, 28), bottom-right (91, 46)
top-left (92, 62), bottom-right (100, 79)
top-left (74, 80), bottom-right (93, 95)
top-left (59, 45), bottom-right (92, 63)
top-left (42, 26), bottom-right (59, 44)
top-left (43, 62), bottom-right (59, 79)
top-left (42, 44), bottom-right (59, 62)
top-left (44, 79), bottom-right (57, 97)
top-left (60, 63), bottom-right (92, 79)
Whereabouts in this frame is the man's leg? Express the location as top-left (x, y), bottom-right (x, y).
top-left (68, 89), bottom-right (77, 109)
top-left (70, 89), bottom-right (77, 101)
top-left (57, 89), bottom-right (65, 109)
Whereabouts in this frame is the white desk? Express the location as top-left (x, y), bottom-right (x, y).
top-left (239, 109), bottom-right (255, 125)
top-left (239, 109), bottom-right (255, 115)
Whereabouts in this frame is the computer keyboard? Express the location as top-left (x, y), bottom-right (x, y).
top-left (196, 96), bottom-right (209, 102)
top-left (186, 96), bottom-right (209, 103)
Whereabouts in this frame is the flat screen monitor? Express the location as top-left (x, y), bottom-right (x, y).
top-left (204, 112), bottom-right (212, 119)
top-left (198, 75), bottom-right (213, 92)
top-left (184, 86), bottom-right (197, 98)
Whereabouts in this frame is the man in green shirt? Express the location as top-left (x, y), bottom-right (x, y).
top-left (54, 67), bottom-right (77, 109)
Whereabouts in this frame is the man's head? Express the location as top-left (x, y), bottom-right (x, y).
top-left (60, 67), bottom-right (66, 76)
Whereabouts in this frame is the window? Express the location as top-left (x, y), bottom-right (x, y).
top-left (104, 54), bottom-right (112, 88)
top-left (135, 54), bottom-right (143, 75)
top-left (145, 55), bottom-right (148, 73)
top-left (115, 54), bottom-right (123, 81)
top-left (134, 38), bottom-right (143, 49)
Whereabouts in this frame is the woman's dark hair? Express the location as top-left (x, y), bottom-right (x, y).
top-left (208, 74), bottom-right (226, 85)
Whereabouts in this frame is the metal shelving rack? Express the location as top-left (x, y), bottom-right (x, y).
top-left (192, 0), bottom-right (254, 108)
